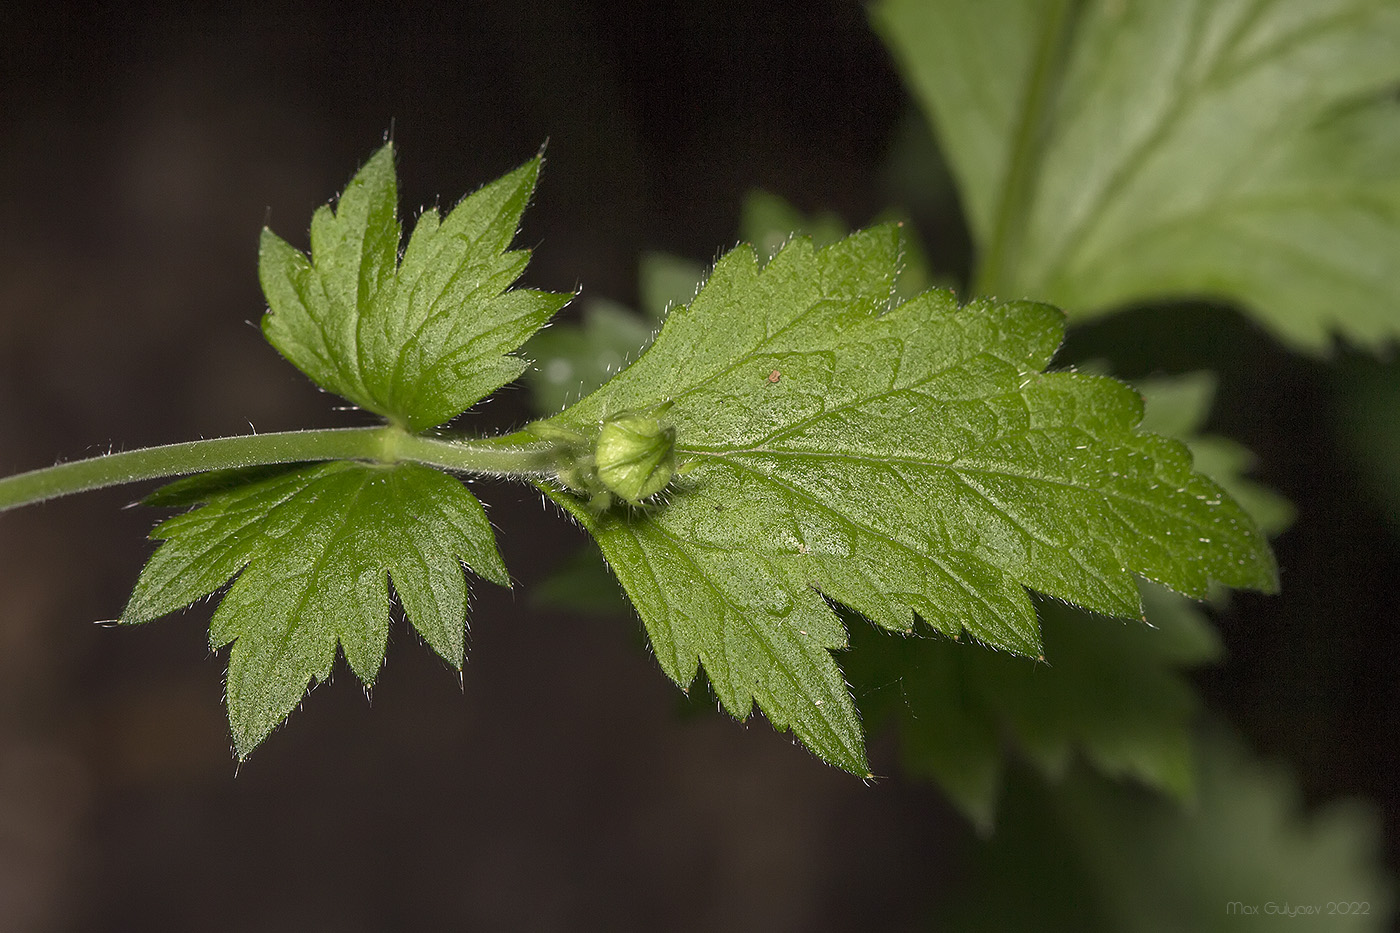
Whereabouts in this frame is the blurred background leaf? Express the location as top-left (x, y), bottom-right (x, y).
top-left (876, 0), bottom-right (1400, 349)
top-left (1334, 356), bottom-right (1400, 528)
top-left (940, 732), bottom-right (1393, 932)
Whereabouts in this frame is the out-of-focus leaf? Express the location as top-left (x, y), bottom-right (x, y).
top-left (940, 733), bottom-right (1394, 932)
top-left (877, 0), bottom-right (1400, 350)
top-left (848, 585), bottom-right (1221, 829)
top-left (1136, 372), bottom-right (1295, 536)
top-left (523, 253), bottom-right (702, 414)
top-left (740, 189), bottom-right (849, 262)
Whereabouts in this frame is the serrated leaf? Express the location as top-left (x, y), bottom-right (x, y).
top-left (847, 368), bottom-right (1289, 824)
top-left (259, 143), bottom-right (572, 429)
top-left (848, 585), bottom-right (1221, 829)
top-left (738, 188), bottom-right (939, 300)
top-left (537, 227), bottom-right (1275, 773)
top-left (740, 189), bottom-right (849, 262)
top-left (528, 545), bottom-right (1224, 827)
top-left (123, 461), bottom-right (508, 757)
top-left (1135, 372), bottom-right (1295, 536)
top-left (877, 0), bottom-right (1400, 350)
top-left (522, 252), bottom-right (701, 414)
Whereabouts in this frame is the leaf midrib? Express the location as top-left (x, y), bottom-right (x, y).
top-left (230, 468), bottom-right (379, 708)
top-left (618, 518), bottom-right (862, 762)
top-left (686, 446), bottom-right (1232, 550)
top-left (972, 0), bottom-right (1079, 296)
top-left (656, 458), bottom-right (1028, 647)
top-left (1036, 1), bottom-right (1384, 294)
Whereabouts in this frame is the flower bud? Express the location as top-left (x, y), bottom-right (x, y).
top-left (594, 412), bottom-right (676, 504)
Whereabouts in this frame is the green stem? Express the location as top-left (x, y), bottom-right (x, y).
top-left (389, 430), bottom-right (559, 475)
top-left (972, 0), bottom-right (1078, 298)
top-left (0, 426), bottom-right (562, 514)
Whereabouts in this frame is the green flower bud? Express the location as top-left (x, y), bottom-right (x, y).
top-left (594, 412), bottom-right (676, 504)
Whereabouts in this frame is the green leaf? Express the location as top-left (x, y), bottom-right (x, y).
top-left (877, 0), bottom-right (1400, 350)
top-left (1135, 372), bottom-right (1295, 536)
top-left (536, 227), bottom-right (1275, 773)
top-left (739, 189), bottom-right (849, 262)
top-left (849, 585), bottom-right (1221, 829)
top-left (259, 142), bottom-right (572, 429)
top-left (522, 199), bottom-right (927, 420)
top-left (524, 301), bottom-right (656, 415)
top-left (846, 368), bottom-right (1289, 824)
top-left (123, 461), bottom-right (508, 757)
top-left (139, 464), bottom-right (308, 508)
top-left (738, 188), bottom-right (939, 300)
top-left (523, 252), bottom-right (700, 414)
top-left (636, 252), bottom-right (705, 322)
top-left (940, 733), bottom-right (1394, 932)
top-left (529, 543), bottom-right (632, 615)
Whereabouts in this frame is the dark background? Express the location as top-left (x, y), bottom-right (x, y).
top-left (0, 2), bottom-right (1395, 930)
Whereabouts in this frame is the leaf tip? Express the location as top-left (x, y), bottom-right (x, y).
top-left (365, 138), bottom-right (396, 167)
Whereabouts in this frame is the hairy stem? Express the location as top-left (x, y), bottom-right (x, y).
top-left (0, 426), bottom-right (561, 514)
